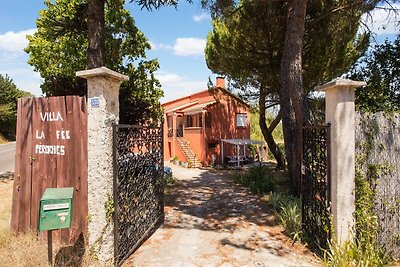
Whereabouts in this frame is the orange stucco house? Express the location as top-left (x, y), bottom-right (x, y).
top-left (162, 78), bottom-right (251, 167)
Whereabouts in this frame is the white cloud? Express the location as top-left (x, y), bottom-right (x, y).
top-left (155, 72), bottom-right (207, 103)
top-left (156, 73), bottom-right (184, 84)
top-left (149, 40), bottom-right (172, 51)
top-left (0, 29), bottom-right (36, 53)
top-left (193, 13), bottom-right (210, 22)
top-left (172, 38), bottom-right (206, 57)
top-left (363, 3), bottom-right (400, 35)
top-left (149, 38), bottom-right (206, 57)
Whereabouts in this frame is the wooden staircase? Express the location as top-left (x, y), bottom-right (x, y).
top-left (176, 137), bottom-right (202, 168)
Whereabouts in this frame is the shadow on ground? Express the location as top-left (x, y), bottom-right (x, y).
top-left (162, 167), bottom-right (294, 253)
top-left (165, 168), bottom-right (276, 230)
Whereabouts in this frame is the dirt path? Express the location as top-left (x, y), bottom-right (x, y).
top-left (123, 164), bottom-right (320, 267)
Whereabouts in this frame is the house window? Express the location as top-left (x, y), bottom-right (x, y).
top-left (167, 115), bottom-right (172, 128)
top-left (208, 142), bottom-right (218, 149)
top-left (186, 114), bottom-right (203, 127)
top-left (236, 113), bottom-right (247, 127)
top-left (205, 112), bottom-right (211, 128)
top-left (186, 115), bottom-right (193, 127)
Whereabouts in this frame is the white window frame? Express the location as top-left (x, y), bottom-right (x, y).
top-left (236, 113), bottom-right (247, 127)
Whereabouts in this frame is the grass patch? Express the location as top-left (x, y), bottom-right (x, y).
top-left (0, 133), bottom-right (8, 144)
top-left (0, 177), bottom-right (50, 266)
top-left (0, 176), bottom-right (13, 234)
top-left (0, 177), bottom-right (102, 266)
top-left (323, 237), bottom-right (389, 267)
top-left (0, 230), bottom-right (52, 267)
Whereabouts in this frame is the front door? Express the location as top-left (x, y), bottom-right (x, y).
top-left (176, 116), bottom-right (184, 137)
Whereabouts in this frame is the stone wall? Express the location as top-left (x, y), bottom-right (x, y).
top-left (355, 112), bottom-right (400, 259)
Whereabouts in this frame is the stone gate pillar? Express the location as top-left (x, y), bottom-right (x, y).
top-left (76, 67), bottom-right (128, 262)
top-left (316, 78), bottom-right (366, 244)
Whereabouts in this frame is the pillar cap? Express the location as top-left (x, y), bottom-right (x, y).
top-left (76, 67), bottom-right (129, 81)
top-left (315, 78), bottom-right (366, 92)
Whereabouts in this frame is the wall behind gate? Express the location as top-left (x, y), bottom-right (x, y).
top-left (11, 96), bottom-right (88, 243)
top-left (355, 112), bottom-right (400, 259)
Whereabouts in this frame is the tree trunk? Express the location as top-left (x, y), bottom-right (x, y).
top-left (279, 0), bottom-right (307, 195)
top-left (259, 84), bottom-right (285, 169)
top-left (87, 0), bottom-right (106, 69)
top-left (268, 111), bottom-right (283, 133)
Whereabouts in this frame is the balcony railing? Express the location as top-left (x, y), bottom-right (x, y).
top-left (167, 128), bottom-right (183, 137)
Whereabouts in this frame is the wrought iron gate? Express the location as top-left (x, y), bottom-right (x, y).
top-left (113, 124), bottom-right (164, 266)
top-left (302, 124), bottom-right (331, 251)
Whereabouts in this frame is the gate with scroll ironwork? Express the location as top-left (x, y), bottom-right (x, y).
top-left (302, 125), bottom-right (331, 251)
top-left (112, 124), bottom-right (164, 266)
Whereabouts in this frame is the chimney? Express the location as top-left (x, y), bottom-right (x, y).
top-left (216, 77), bottom-right (225, 89)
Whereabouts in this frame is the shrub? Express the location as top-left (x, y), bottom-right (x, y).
top-left (164, 173), bottom-right (175, 186)
top-left (279, 201), bottom-right (302, 242)
top-left (269, 192), bottom-right (302, 242)
top-left (234, 165), bottom-right (276, 194)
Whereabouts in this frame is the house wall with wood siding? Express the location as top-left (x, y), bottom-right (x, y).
top-left (162, 80), bottom-right (250, 166)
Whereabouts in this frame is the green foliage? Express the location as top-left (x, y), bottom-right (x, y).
top-left (234, 165), bottom-right (276, 194)
top-left (250, 109), bottom-right (283, 143)
top-left (349, 36), bottom-right (400, 113)
top-left (324, 118), bottom-right (391, 266)
top-left (354, 166), bottom-right (384, 251)
top-left (205, 0), bottom-right (369, 171)
top-left (0, 75), bottom-right (31, 140)
top-left (104, 194), bottom-right (114, 221)
top-left (323, 237), bottom-right (389, 267)
top-left (205, 0), bottom-right (369, 100)
top-left (164, 173), bottom-right (175, 186)
top-left (26, 0), bottom-right (163, 124)
top-left (250, 110), bottom-right (264, 142)
top-left (279, 202), bottom-right (302, 243)
top-left (269, 192), bottom-right (302, 242)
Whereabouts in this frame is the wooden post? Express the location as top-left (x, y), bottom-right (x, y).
top-left (48, 230), bottom-right (53, 265)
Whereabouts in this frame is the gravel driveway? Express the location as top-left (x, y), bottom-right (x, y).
top-left (123, 164), bottom-right (319, 267)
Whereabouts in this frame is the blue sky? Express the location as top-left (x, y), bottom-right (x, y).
top-left (0, 1), bottom-right (398, 102)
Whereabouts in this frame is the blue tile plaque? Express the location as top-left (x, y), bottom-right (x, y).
top-left (91, 97), bottom-right (100, 108)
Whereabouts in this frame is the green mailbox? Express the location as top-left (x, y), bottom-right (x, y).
top-left (38, 187), bottom-right (74, 231)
